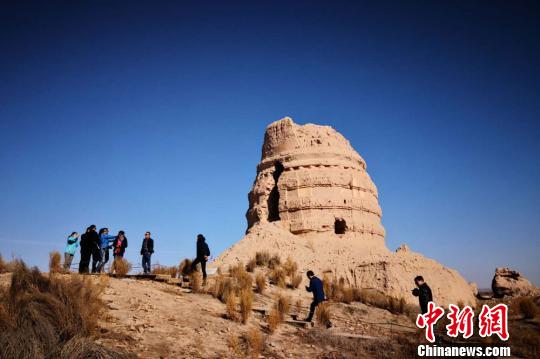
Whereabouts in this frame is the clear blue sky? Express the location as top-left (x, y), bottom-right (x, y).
top-left (1, 1), bottom-right (538, 288)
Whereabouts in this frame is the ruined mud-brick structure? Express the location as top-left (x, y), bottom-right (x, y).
top-left (246, 117), bottom-right (385, 243)
top-left (215, 117), bottom-right (476, 307)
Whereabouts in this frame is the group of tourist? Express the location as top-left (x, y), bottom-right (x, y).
top-left (65, 227), bottom-right (430, 324)
top-left (63, 226), bottom-right (211, 278)
top-left (63, 225), bottom-right (155, 274)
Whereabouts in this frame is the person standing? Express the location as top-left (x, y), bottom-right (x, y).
top-left (97, 228), bottom-right (116, 272)
top-left (304, 270), bottom-right (325, 322)
top-left (78, 225), bottom-right (97, 274)
top-left (190, 234), bottom-right (210, 280)
top-left (412, 275), bottom-right (433, 314)
top-left (113, 230), bottom-right (128, 258)
top-left (87, 225), bottom-right (101, 273)
top-left (64, 232), bottom-right (79, 271)
top-left (140, 231), bottom-right (154, 274)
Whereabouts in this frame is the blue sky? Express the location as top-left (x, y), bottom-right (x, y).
top-left (0, 1), bottom-right (538, 287)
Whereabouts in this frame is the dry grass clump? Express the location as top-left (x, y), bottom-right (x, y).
top-left (246, 258), bottom-right (257, 272)
top-left (244, 327), bottom-right (264, 358)
top-left (315, 302), bottom-right (332, 326)
top-left (255, 272), bottom-right (266, 294)
top-left (255, 251), bottom-right (270, 267)
top-left (517, 297), bottom-right (537, 319)
top-left (178, 258), bottom-right (193, 276)
top-left (268, 254), bottom-right (281, 269)
top-left (210, 276), bottom-right (235, 303)
top-left (267, 308), bottom-right (281, 333)
top-left (268, 267), bottom-right (286, 288)
top-left (226, 293), bottom-right (238, 321)
top-left (290, 274), bottom-right (303, 289)
top-left (152, 265), bottom-right (178, 278)
top-left (282, 257), bottom-right (298, 277)
top-left (275, 294), bottom-right (290, 321)
top-left (0, 254), bottom-right (15, 273)
top-left (0, 261), bottom-right (131, 358)
top-left (49, 251), bottom-right (63, 274)
top-left (190, 271), bottom-right (202, 293)
top-left (239, 288), bottom-right (254, 324)
top-left (110, 258), bottom-right (132, 277)
top-left (227, 333), bottom-right (241, 355)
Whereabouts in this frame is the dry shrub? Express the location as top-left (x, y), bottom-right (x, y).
top-left (322, 274), bottom-right (331, 298)
top-left (152, 265), bottom-right (178, 278)
top-left (294, 299), bottom-right (303, 315)
top-left (282, 257), bottom-right (298, 277)
top-left (517, 297), bottom-right (537, 319)
top-left (227, 334), bottom-right (241, 355)
top-left (255, 251), bottom-right (270, 267)
top-left (268, 254), bottom-right (281, 269)
top-left (190, 271), bottom-right (202, 293)
top-left (316, 302), bottom-right (332, 326)
top-left (178, 258), bottom-right (193, 276)
top-left (59, 336), bottom-right (133, 359)
top-left (226, 293), bottom-right (238, 321)
top-left (267, 308), bottom-right (281, 333)
top-left (111, 258), bottom-right (131, 277)
top-left (49, 251), bottom-right (62, 274)
top-left (342, 287), bottom-right (354, 304)
top-left (246, 258), bottom-right (257, 273)
top-left (239, 288), bottom-right (253, 324)
top-left (244, 327), bottom-right (264, 358)
top-left (275, 294), bottom-right (290, 321)
top-left (290, 274), bottom-right (302, 289)
top-left (268, 267), bottom-right (286, 288)
top-left (255, 272), bottom-right (266, 294)
top-left (0, 261), bottom-right (131, 358)
top-left (0, 253), bottom-right (14, 273)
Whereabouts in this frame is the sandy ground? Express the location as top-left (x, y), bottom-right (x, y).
top-left (95, 275), bottom-right (416, 358)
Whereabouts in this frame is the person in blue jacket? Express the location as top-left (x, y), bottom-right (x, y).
top-left (304, 270), bottom-right (325, 322)
top-left (97, 228), bottom-right (116, 272)
top-left (63, 232), bottom-right (79, 271)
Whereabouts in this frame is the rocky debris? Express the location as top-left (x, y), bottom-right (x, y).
top-left (214, 117), bottom-right (476, 307)
top-left (491, 267), bottom-right (536, 298)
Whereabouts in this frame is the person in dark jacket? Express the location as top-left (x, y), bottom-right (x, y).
top-left (190, 234), bottom-right (210, 280)
top-left (79, 225), bottom-right (99, 274)
top-left (412, 275), bottom-right (433, 314)
top-left (304, 270), bottom-right (325, 322)
top-left (113, 230), bottom-right (128, 258)
top-left (140, 231), bottom-right (154, 274)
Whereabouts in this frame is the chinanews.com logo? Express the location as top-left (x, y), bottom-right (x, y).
top-left (415, 302), bottom-right (511, 357)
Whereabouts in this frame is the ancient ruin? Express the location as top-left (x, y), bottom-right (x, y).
top-left (246, 117), bottom-right (385, 244)
top-left (492, 267), bottom-right (536, 298)
top-left (215, 117), bottom-right (477, 307)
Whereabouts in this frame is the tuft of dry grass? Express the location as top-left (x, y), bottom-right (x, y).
top-left (268, 254), bottom-right (281, 269)
top-left (255, 251), bottom-right (270, 267)
top-left (239, 288), bottom-right (253, 324)
top-left (268, 267), bottom-right (286, 288)
top-left (244, 327), bottom-right (264, 358)
top-left (267, 308), bottom-right (281, 334)
top-left (246, 258), bottom-right (257, 273)
top-left (290, 274), bottom-right (302, 289)
top-left (226, 293), bottom-right (238, 321)
top-left (0, 260), bottom-right (132, 358)
top-left (517, 297), bottom-right (537, 319)
top-left (282, 257), bottom-right (298, 277)
top-left (190, 271), bottom-right (202, 293)
top-left (275, 294), bottom-right (290, 321)
top-left (0, 253), bottom-right (14, 273)
top-left (227, 334), bottom-right (241, 355)
top-left (315, 302), bottom-right (332, 326)
top-left (255, 272), bottom-right (266, 294)
top-left (49, 251), bottom-right (63, 274)
top-left (152, 265), bottom-right (178, 278)
top-left (178, 258), bottom-right (193, 276)
top-left (111, 258), bottom-right (132, 277)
